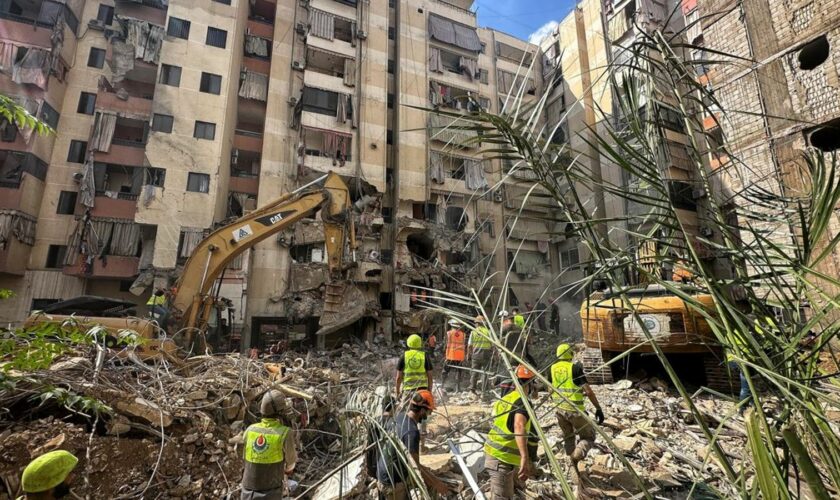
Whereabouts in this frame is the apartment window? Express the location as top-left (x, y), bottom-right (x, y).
top-left (77, 92), bottom-right (96, 115)
top-left (478, 96), bottom-right (491, 111)
top-left (480, 42), bottom-right (486, 54)
top-left (97, 4), bottom-right (114, 25)
top-left (46, 245), bottom-right (67, 269)
top-left (560, 247), bottom-right (579, 269)
top-left (67, 140), bottom-right (87, 163)
top-left (479, 69), bottom-right (488, 84)
top-left (388, 27), bottom-right (395, 40)
top-left (56, 191), bottom-right (77, 215)
top-left (187, 172), bottom-right (210, 193)
top-left (301, 87), bottom-right (339, 116)
top-left (290, 243), bottom-right (326, 263)
top-left (152, 114), bottom-right (174, 133)
top-left (145, 167), bottom-right (166, 187)
top-left (38, 102), bottom-right (59, 129)
top-left (1, 119), bottom-right (16, 141)
top-left (159, 64), bottom-right (182, 86)
top-left (200, 72), bottom-right (222, 95)
top-left (206, 27), bottom-right (228, 48)
top-left (213, 0), bottom-right (232, 4)
top-left (167, 17), bottom-right (191, 39)
top-left (193, 121), bottom-right (216, 140)
top-left (87, 47), bottom-right (105, 68)
top-left (388, 59), bottom-right (395, 74)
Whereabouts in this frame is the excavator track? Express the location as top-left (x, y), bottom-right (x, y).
top-left (582, 347), bottom-right (614, 384)
top-left (703, 354), bottom-right (737, 394)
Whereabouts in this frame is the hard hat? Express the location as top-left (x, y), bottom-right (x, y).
top-left (407, 334), bottom-right (423, 349)
top-left (474, 315), bottom-right (485, 323)
top-left (556, 343), bottom-right (573, 361)
top-left (498, 310), bottom-right (509, 318)
top-left (22, 450), bottom-right (78, 493)
top-left (260, 390), bottom-right (287, 417)
top-left (515, 364), bottom-right (536, 380)
top-left (412, 389), bottom-right (436, 410)
top-left (448, 319), bottom-right (458, 326)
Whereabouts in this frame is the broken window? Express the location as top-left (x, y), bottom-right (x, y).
top-left (88, 47), bottom-right (105, 68)
top-left (145, 167), bottom-right (166, 187)
top-left (407, 233), bottom-right (435, 261)
top-left (495, 41), bottom-right (534, 66)
top-left (810, 118), bottom-right (840, 152)
top-left (56, 191), bottom-right (77, 215)
top-left (46, 245), bottom-right (67, 269)
top-left (77, 92), bottom-right (96, 115)
top-left (798, 35), bottom-right (829, 71)
top-left (290, 243), bottom-right (326, 263)
top-left (667, 180), bottom-right (697, 211)
top-left (412, 202), bottom-right (437, 221)
top-left (445, 206), bottom-right (467, 231)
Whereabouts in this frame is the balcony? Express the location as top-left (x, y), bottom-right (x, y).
top-left (430, 0), bottom-right (476, 21)
top-left (96, 142), bottom-right (146, 167)
top-left (247, 18), bottom-right (274, 40)
top-left (229, 174), bottom-right (259, 196)
top-left (96, 89), bottom-right (153, 120)
top-left (64, 255), bottom-right (140, 279)
top-left (0, 180), bottom-right (23, 210)
top-left (0, 2), bottom-right (79, 57)
top-left (76, 193), bottom-right (138, 219)
top-left (234, 129), bottom-right (263, 152)
top-left (0, 238), bottom-right (30, 275)
top-left (243, 56), bottom-right (271, 75)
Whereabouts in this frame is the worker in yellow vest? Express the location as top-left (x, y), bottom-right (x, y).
top-left (551, 344), bottom-right (604, 477)
top-left (484, 364), bottom-right (539, 499)
top-left (468, 316), bottom-right (493, 393)
top-left (241, 390), bottom-right (297, 499)
top-left (511, 308), bottom-right (526, 329)
top-left (19, 450), bottom-right (78, 499)
top-left (396, 334), bottom-right (433, 398)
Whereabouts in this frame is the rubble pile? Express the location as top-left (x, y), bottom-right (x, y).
top-left (0, 341), bottom-right (399, 499)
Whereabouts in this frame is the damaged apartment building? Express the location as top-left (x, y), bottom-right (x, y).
top-left (0, 0), bottom-right (567, 350)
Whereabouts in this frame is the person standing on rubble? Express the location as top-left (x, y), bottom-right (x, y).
top-left (551, 344), bottom-right (604, 478)
top-left (376, 390), bottom-right (447, 499)
top-left (511, 308), bottom-right (526, 329)
top-left (548, 297), bottom-right (560, 336)
top-left (241, 390), bottom-right (297, 500)
top-left (441, 319), bottom-right (466, 391)
top-left (395, 334), bottom-right (433, 399)
top-left (19, 450), bottom-right (78, 500)
top-left (468, 316), bottom-right (493, 394)
top-left (484, 365), bottom-right (540, 499)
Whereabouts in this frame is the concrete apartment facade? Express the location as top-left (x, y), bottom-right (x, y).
top-left (0, 0), bottom-right (567, 349)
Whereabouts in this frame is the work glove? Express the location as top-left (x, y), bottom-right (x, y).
top-left (595, 408), bottom-right (605, 425)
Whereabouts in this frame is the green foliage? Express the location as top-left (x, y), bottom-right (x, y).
top-left (0, 289), bottom-right (13, 300)
top-left (34, 386), bottom-right (113, 419)
top-left (0, 94), bottom-right (53, 136)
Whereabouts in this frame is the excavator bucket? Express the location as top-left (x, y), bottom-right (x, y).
top-left (317, 281), bottom-right (368, 336)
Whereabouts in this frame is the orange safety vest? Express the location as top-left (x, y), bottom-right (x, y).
top-left (445, 329), bottom-right (466, 361)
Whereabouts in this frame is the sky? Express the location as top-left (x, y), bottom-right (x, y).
top-left (472, 0), bottom-right (578, 44)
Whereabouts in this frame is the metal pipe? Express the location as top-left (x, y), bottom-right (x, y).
top-left (292, 173), bottom-right (329, 195)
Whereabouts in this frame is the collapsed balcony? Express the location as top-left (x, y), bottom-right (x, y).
top-left (428, 81), bottom-right (488, 112)
top-left (63, 217), bottom-right (144, 279)
top-left (298, 126), bottom-right (352, 174)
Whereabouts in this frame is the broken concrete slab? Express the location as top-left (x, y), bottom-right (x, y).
top-left (421, 452), bottom-right (453, 474)
top-left (311, 455), bottom-right (366, 500)
top-left (114, 397), bottom-right (173, 427)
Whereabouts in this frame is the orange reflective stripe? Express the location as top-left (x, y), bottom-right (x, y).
top-left (445, 329), bottom-right (466, 361)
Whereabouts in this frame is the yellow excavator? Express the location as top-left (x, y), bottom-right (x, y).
top-left (25, 172), bottom-right (356, 357)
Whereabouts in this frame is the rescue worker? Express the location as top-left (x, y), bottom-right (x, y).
top-left (441, 320), bottom-right (467, 392)
top-left (146, 288), bottom-right (167, 320)
top-left (726, 313), bottom-right (774, 414)
top-left (376, 390), bottom-right (447, 499)
top-left (511, 308), bottom-right (526, 329)
top-left (468, 316), bottom-right (493, 393)
top-left (425, 330), bottom-right (438, 363)
top-left (484, 365), bottom-right (539, 499)
top-left (241, 390), bottom-right (297, 500)
top-left (551, 344), bottom-right (604, 476)
top-left (19, 450), bottom-right (78, 500)
top-left (395, 334), bottom-right (433, 398)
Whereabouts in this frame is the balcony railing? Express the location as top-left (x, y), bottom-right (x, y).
top-left (0, 179), bottom-right (21, 189)
top-left (432, 0), bottom-right (476, 17)
top-left (111, 138), bottom-right (147, 148)
top-left (235, 129), bottom-right (263, 138)
top-left (95, 191), bottom-right (139, 201)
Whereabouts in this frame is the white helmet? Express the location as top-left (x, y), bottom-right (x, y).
top-left (448, 319), bottom-right (458, 326)
top-left (498, 310), bottom-right (509, 318)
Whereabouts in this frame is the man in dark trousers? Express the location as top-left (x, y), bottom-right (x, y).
top-left (376, 390), bottom-right (447, 499)
top-left (548, 297), bottom-right (560, 336)
top-left (534, 301), bottom-right (547, 331)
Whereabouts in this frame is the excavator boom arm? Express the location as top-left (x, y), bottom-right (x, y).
top-left (172, 173), bottom-right (353, 333)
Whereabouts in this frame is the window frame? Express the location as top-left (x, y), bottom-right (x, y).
top-left (167, 17), bottom-right (191, 40)
top-left (193, 121), bottom-right (216, 140)
top-left (67, 140), bottom-right (87, 163)
top-left (97, 4), bottom-right (114, 25)
top-left (159, 64), bottom-right (182, 87)
top-left (152, 114), bottom-right (174, 133)
top-left (200, 72), bottom-right (223, 95)
top-left (56, 191), bottom-right (77, 215)
top-left (186, 172), bottom-right (210, 193)
top-left (45, 245), bottom-right (68, 269)
top-left (77, 92), bottom-right (96, 115)
top-left (206, 27), bottom-right (228, 48)
top-left (38, 101), bottom-right (59, 129)
top-left (87, 47), bottom-right (106, 68)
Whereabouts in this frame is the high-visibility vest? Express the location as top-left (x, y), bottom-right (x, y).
top-left (484, 390), bottom-right (531, 466)
top-left (146, 294), bottom-right (165, 306)
top-left (513, 314), bottom-right (525, 328)
top-left (445, 329), bottom-right (466, 361)
top-left (403, 349), bottom-right (427, 390)
top-left (244, 419), bottom-right (289, 464)
top-left (470, 326), bottom-right (492, 349)
top-left (726, 317), bottom-right (774, 362)
top-left (551, 360), bottom-right (584, 412)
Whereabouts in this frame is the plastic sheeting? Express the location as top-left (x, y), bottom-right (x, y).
top-left (80, 156), bottom-right (96, 209)
top-left (239, 70), bottom-right (268, 101)
top-left (496, 69), bottom-right (536, 95)
top-left (90, 112), bottom-right (117, 153)
top-left (427, 14), bottom-right (482, 52)
top-left (0, 42), bottom-right (15, 75)
top-left (429, 151), bottom-right (445, 184)
top-left (121, 17), bottom-right (165, 64)
top-left (109, 41), bottom-right (136, 82)
top-left (464, 159), bottom-right (488, 190)
top-left (12, 48), bottom-right (50, 90)
top-left (310, 9), bottom-right (335, 40)
top-left (343, 58), bottom-right (356, 87)
top-left (459, 56), bottom-right (477, 80)
top-left (429, 47), bottom-right (444, 73)
top-left (0, 209), bottom-right (37, 249)
top-left (427, 113), bottom-right (478, 147)
top-left (245, 35), bottom-right (269, 57)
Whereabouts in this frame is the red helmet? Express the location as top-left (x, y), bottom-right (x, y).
top-left (412, 389), bottom-right (436, 410)
top-left (516, 364), bottom-right (536, 380)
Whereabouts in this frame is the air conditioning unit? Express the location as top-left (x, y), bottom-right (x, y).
top-left (288, 96), bottom-right (298, 106)
top-left (691, 188), bottom-right (707, 199)
top-left (295, 22), bottom-right (307, 35)
top-left (700, 226), bottom-right (714, 237)
top-left (291, 60), bottom-right (305, 70)
top-left (88, 19), bottom-right (105, 30)
top-left (356, 30), bottom-right (367, 40)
